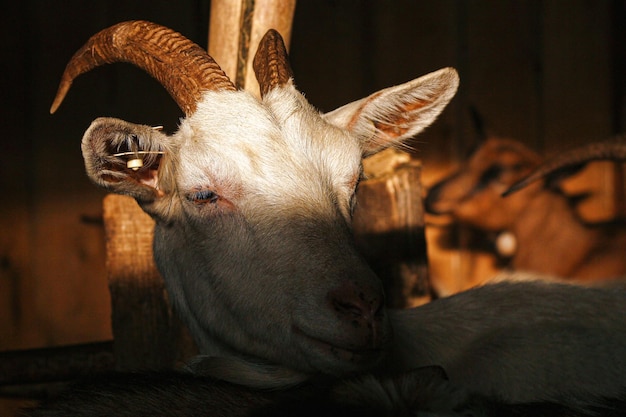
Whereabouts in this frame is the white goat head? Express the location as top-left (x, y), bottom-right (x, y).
top-left (51, 21), bottom-right (459, 377)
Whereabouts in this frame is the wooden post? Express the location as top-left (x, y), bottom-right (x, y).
top-left (209, 0), bottom-right (297, 94)
top-left (0, 342), bottom-right (114, 390)
top-left (353, 149), bottom-right (432, 308)
top-left (103, 195), bottom-right (196, 370)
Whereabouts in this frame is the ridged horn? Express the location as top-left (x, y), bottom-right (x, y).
top-left (504, 137), bottom-right (626, 196)
top-left (50, 20), bottom-right (236, 116)
top-left (253, 29), bottom-right (294, 97)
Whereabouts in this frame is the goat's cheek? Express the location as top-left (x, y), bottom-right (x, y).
top-left (455, 192), bottom-right (503, 229)
top-left (429, 177), bottom-right (474, 213)
top-left (455, 195), bottom-right (488, 221)
top-left (215, 196), bottom-right (236, 211)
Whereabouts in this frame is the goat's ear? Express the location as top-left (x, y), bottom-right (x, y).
top-left (81, 117), bottom-right (169, 204)
top-left (324, 67), bottom-right (459, 157)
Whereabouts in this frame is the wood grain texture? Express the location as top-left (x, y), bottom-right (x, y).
top-left (103, 195), bottom-right (196, 371)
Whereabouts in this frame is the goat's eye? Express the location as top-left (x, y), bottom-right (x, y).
top-left (476, 165), bottom-right (503, 190)
top-left (187, 189), bottom-right (219, 204)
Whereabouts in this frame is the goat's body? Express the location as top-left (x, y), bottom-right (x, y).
top-left (387, 280), bottom-right (626, 403)
top-left (511, 192), bottom-right (626, 280)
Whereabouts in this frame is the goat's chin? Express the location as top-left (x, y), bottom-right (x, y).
top-left (291, 326), bottom-right (384, 375)
top-left (185, 355), bottom-right (310, 389)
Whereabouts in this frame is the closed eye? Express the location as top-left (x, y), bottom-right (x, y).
top-left (187, 189), bottom-right (219, 204)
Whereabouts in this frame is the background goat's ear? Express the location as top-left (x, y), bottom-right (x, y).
top-left (323, 67), bottom-right (459, 156)
top-left (81, 117), bottom-right (168, 203)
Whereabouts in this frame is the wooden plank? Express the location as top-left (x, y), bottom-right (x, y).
top-left (209, 0), bottom-right (296, 95)
top-left (0, 342), bottom-right (114, 387)
top-left (208, 0), bottom-right (245, 81)
top-left (463, 1), bottom-right (543, 148)
top-left (354, 149), bottom-right (432, 308)
top-left (542, 1), bottom-right (616, 221)
top-left (102, 195), bottom-right (196, 370)
top-left (542, 0), bottom-right (612, 149)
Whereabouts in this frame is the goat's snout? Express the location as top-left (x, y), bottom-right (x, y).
top-left (331, 285), bottom-right (382, 321)
top-left (328, 281), bottom-right (385, 349)
top-left (424, 178), bottom-right (454, 215)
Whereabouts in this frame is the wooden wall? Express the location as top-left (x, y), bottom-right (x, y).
top-left (0, 0), bottom-right (623, 384)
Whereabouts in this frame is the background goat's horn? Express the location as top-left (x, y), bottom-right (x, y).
top-left (253, 29), bottom-right (294, 97)
top-left (50, 20), bottom-right (236, 115)
top-left (504, 137), bottom-right (626, 196)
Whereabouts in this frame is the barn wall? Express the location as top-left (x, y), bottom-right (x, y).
top-left (0, 0), bottom-right (623, 387)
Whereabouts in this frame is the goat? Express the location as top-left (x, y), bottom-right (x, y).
top-left (386, 278), bottom-right (626, 405)
top-left (48, 21), bottom-right (626, 412)
top-left (50, 21), bottom-right (458, 383)
top-left (425, 136), bottom-right (626, 283)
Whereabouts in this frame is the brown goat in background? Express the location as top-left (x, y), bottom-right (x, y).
top-left (425, 136), bottom-right (626, 294)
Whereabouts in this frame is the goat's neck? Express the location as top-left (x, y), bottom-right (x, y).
top-left (510, 190), bottom-right (602, 277)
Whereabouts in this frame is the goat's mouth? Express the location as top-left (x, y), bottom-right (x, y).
top-left (293, 327), bottom-right (384, 370)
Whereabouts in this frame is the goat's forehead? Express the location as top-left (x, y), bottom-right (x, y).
top-left (174, 89), bottom-right (363, 189)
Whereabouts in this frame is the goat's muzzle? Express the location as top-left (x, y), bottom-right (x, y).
top-left (328, 281), bottom-right (387, 351)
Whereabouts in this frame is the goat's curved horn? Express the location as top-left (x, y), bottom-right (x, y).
top-left (50, 20), bottom-right (236, 116)
top-left (504, 137), bottom-right (626, 196)
top-left (253, 29), bottom-right (294, 97)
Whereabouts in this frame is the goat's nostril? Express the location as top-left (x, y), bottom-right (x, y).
top-left (328, 282), bottom-right (386, 349)
top-left (329, 283), bottom-right (383, 321)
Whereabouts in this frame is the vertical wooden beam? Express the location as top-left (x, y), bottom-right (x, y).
top-left (209, 0), bottom-right (296, 94)
top-left (103, 195), bottom-right (195, 370)
top-left (354, 149), bottom-right (432, 308)
top-left (208, 0), bottom-right (245, 82)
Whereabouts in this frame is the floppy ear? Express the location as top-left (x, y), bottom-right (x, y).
top-left (323, 67), bottom-right (459, 156)
top-left (81, 117), bottom-right (170, 204)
